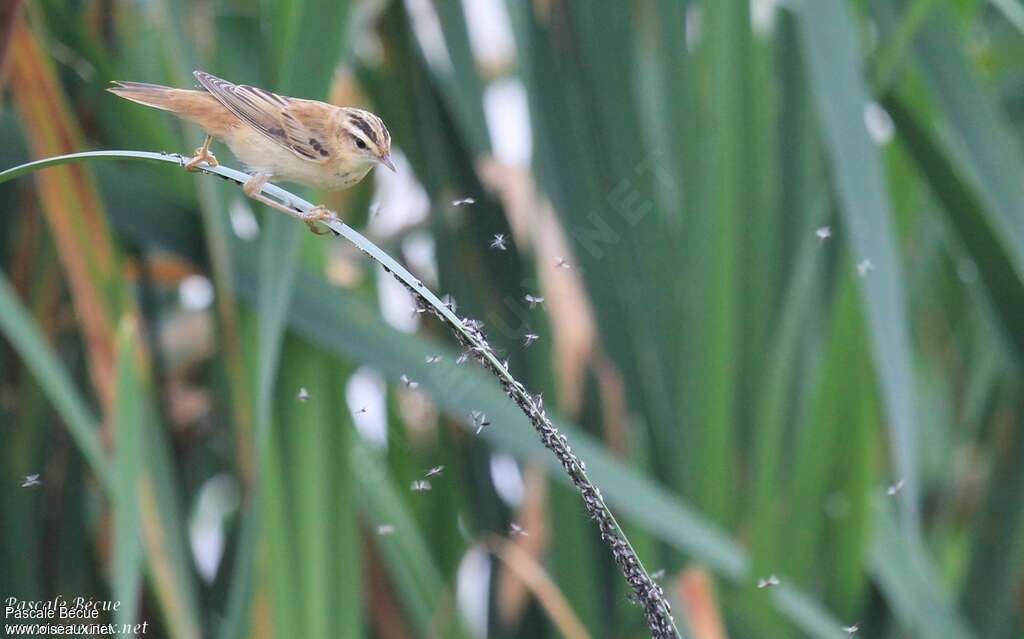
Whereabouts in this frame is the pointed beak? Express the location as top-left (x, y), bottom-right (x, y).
top-left (378, 154), bottom-right (396, 173)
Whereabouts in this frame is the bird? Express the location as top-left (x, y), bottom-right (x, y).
top-left (108, 70), bottom-right (394, 234)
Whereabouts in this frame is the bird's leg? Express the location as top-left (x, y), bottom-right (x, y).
top-left (184, 135), bottom-right (218, 171)
top-left (242, 172), bottom-right (294, 217)
top-left (241, 173), bottom-right (339, 235)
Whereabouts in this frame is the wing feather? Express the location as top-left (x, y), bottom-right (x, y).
top-left (193, 70), bottom-right (331, 162)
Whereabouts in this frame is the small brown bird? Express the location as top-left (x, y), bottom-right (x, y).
top-left (109, 70), bottom-right (394, 234)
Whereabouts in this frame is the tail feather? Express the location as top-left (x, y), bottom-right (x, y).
top-left (108, 79), bottom-right (230, 133)
top-left (107, 80), bottom-right (181, 112)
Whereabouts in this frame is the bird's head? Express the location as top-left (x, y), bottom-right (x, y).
top-left (339, 108), bottom-right (394, 172)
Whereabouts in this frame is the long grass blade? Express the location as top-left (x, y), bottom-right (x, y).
top-left (883, 95), bottom-right (1024, 366)
top-left (113, 318), bottom-right (145, 628)
top-left (7, 23), bottom-right (122, 415)
top-left (0, 272), bottom-right (110, 487)
top-left (792, 0), bottom-right (921, 537)
top-left (351, 441), bottom-right (469, 637)
top-left (899, 7), bottom-right (1024, 280)
top-left (868, 502), bottom-right (974, 639)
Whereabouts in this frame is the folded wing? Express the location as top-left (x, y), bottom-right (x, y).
top-left (193, 70), bottom-right (332, 162)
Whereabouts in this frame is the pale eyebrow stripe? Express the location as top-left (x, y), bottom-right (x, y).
top-left (342, 125), bottom-right (374, 150)
top-left (347, 113), bottom-right (380, 146)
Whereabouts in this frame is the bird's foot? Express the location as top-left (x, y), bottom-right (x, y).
top-left (184, 148), bottom-right (218, 171)
top-left (184, 136), bottom-right (218, 171)
top-left (303, 205), bottom-right (338, 235)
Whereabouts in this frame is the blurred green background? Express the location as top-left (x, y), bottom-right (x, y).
top-left (2, 0), bottom-right (1023, 637)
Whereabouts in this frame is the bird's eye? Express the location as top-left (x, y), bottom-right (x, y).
top-left (355, 139), bottom-right (368, 150)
